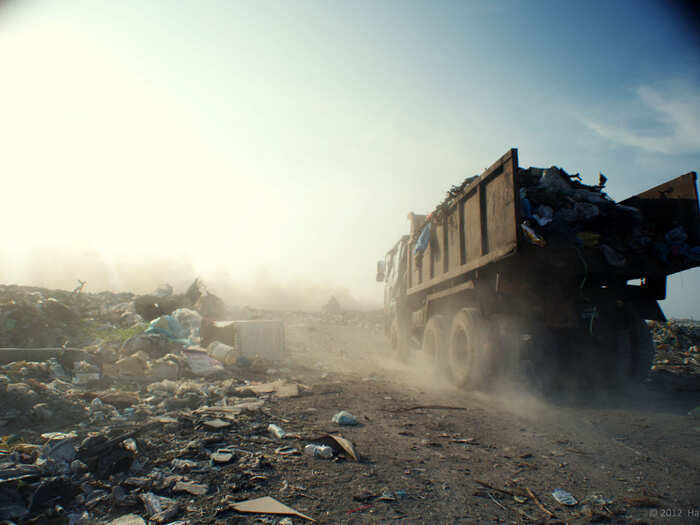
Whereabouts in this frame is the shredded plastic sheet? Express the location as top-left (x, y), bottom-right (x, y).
top-left (413, 222), bottom-right (431, 254)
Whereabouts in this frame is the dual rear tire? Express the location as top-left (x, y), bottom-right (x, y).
top-left (422, 308), bottom-right (494, 389)
top-left (419, 305), bottom-right (655, 391)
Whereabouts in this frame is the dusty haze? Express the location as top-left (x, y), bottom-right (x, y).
top-left (1, 1), bottom-right (698, 317)
top-left (0, 248), bottom-right (373, 311)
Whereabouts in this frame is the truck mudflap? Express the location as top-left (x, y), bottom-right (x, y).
top-left (632, 299), bottom-right (666, 322)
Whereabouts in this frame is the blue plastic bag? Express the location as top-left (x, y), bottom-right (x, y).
top-left (145, 315), bottom-right (191, 345)
top-left (414, 223), bottom-right (431, 254)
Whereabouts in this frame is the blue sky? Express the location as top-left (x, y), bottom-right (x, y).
top-left (0, 0), bottom-right (698, 315)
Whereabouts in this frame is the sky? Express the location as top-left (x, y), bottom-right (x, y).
top-left (0, 0), bottom-right (699, 316)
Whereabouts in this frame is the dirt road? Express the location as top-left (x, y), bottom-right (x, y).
top-left (270, 312), bottom-right (700, 524)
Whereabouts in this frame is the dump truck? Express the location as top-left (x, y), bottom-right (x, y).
top-left (376, 148), bottom-right (699, 389)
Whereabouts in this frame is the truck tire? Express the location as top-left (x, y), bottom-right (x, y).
top-left (490, 314), bottom-right (550, 392)
top-left (596, 307), bottom-right (655, 386)
top-left (627, 310), bottom-right (656, 383)
top-left (490, 314), bottom-right (524, 376)
top-left (390, 317), bottom-right (399, 354)
top-left (422, 315), bottom-right (448, 373)
top-left (390, 316), bottom-right (410, 362)
top-left (447, 308), bottom-right (493, 389)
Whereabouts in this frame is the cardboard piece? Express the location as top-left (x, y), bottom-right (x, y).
top-left (232, 496), bottom-right (315, 522)
top-left (173, 481), bottom-right (208, 496)
top-left (202, 418), bottom-right (232, 429)
top-left (183, 348), bottom-right (224, 377)
top-left (237, 379), bottom-right (299, 398)
top-left (108, 515), bottom-right (146, 525)
top-left (194, 406), bottom-right (242, 417)
top-left (313, 433), bottom-right (359, 461)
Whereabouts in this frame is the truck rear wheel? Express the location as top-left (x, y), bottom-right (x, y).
top-left (447, 308), bottom-right (493, 389)
top-left (623, 309), bottom-right (656, 383)
top-left (422, 315), bottom-right (448, 372)
top-left (491, 314), bottom-right (525, 376)
top-left (594, 307), bottom-right (656, 386)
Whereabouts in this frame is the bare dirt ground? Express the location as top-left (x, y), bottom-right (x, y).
top-left (265, 312), bottom-right (700, 524)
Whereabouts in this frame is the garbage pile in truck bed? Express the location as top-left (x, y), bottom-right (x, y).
top-left (425, 166), bottom-right (700, 270)
top-left (647, 319), bottom-right (700, 390)
top-left (518, 166), bottom-right (700, 268)
top-left (0, 281), bottom-right (355, 524)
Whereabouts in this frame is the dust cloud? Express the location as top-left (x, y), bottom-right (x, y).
top-left (0, 247), bottom-right (378, 312)
top-left (0, 247), bottom-right (666, 427)
top-left (292, 311), bottom-right (661, 431)
top-left (287, 310), bottom-right (560, 426)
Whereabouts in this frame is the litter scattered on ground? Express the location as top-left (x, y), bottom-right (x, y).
top-left (268, 423), bottom-right (287, 439)
top-left (0, 280), bottom-right (696, 524)
top-left (237, 379), bottom-right (301, 398)
top-left (173, 480), bottom-right (208, 496)
top-left (0, 281), bottom-right (322, 524)
top-left (331, 410), bottom-right (358, 425)
top-left (107, 515), bottom-right (146, 525)
top-left (275, 445), bottom-right (300, 456)
top-left (230, 496), bottom-right (315, 521)
top-left (648, 320), bottom-right (700, 390)
top-left (552, 488), bottom-right (578, 506)
top-left (312, 433), bottom-right (359, 461)
top-left (303, 444), bottom-right (334, 458)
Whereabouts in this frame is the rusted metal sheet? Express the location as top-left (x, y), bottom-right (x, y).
top-left (407, 149), bottom-right (519, 297)
top-left (621, 171), bottom-right (699, 275)
top-left (484, 162), bottom-right (519, 252)
top-left (464, 187), bottom-right (481, 262)
top-left (447, 207), bottom-right (461, 273)
top-left (430, 221), bottom-right (444, 280)
top-left (621, 172), bottom-right (698, 237)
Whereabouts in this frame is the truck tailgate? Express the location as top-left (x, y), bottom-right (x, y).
top-left (621, 171), bottom-right (699, 275)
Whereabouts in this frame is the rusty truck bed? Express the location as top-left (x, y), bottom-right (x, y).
top-left (406, 148), bottom-right (699, 297)
top-left (407, 149), bottom-right (520, 295)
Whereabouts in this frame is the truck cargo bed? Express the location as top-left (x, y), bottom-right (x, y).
top-left (407, 149), bottom-right (520, 295)
top-left (406, 148), bottom-right (699, 298)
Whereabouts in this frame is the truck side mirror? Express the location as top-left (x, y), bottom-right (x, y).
top-left (376, 260), bottom-right (386, 282)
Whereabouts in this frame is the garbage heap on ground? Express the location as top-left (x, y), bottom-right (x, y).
top-left (647, 319), bottom-right (700, 390)
top-left (0, 281), bottom-right (361, 524)
top-left (0, 280), bottom-right (288, 430)
top-left (0, 367), bottom-right (329, 524)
